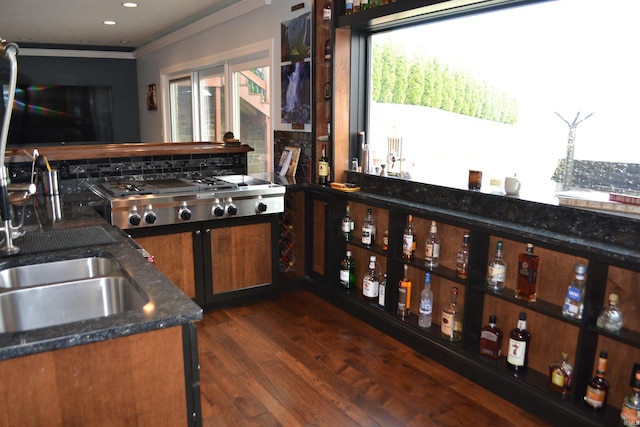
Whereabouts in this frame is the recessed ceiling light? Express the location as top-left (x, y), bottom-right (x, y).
top-left (122, 2), bottom-right (138, 7)
top-left (103, 20), bottom-right (117, 25)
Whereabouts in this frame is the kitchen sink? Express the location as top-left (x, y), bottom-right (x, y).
top-left (0, 256), bottom-right (120, 289)
top-left (0, 275), bottom-right (149, 333)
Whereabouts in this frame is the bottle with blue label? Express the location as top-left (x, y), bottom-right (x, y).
top-left (562, 263), bottom-right (588, 320)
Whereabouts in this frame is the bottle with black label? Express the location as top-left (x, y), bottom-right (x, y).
top-left (507, 312), bottom-right (531, 371)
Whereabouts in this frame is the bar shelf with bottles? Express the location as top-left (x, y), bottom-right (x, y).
top-left (318, 188), bottom-right (640, 426)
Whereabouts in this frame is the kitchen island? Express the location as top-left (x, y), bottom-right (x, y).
top-left (0, 190), bottom-right (203, 426)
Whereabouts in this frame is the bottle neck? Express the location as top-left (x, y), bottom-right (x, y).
top-left (517, 319), bottom-right (526, 330)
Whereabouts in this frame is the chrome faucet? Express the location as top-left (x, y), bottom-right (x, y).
top-left (0, 38), bottom-right (20, 255)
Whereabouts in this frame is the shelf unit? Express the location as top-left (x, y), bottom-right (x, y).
top-left (306, 187), bottom-right (639, 426)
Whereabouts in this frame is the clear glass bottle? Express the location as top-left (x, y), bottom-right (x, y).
top-left (597, 293), bottom-right (623, 332)
top-left (562, 263), bottom-right (588, 320)
top-left (456, 231), bottom-right (470, 279)
top-left (620, 363), bottom-right (640, 426)
top-left (361, 208), bottom-right (376, 247)
top-left (340, 205), bottom-right (353, 241)
top-left (585, 350), bottom-right (609, 411)
top-left (418, 272), bottom-right (433, 328)
top-left (516, 243), bottom-right (539, 302)
top-left (397, 264), bottom-right (412, 318)
top-left (479, 314), bottom-right (503, 360)
top-left (378, 273), bottom-right (386, 307)
top-left (424, 220), bottom-right (440, 269)
top-left (549, 352), bottom-right (574, 398)
top-left (441, 287), bottom-right (462, 342)
top-left (507, 311), bottom-right (531, 371)
top-left (402, 215), bottom-right (416, 260)
top-left (486, 240), bottom-right (507, 292)
top-left (362, 255), bottom-right (379, 301)
top-left (339, 250), bottom-right (355, 290)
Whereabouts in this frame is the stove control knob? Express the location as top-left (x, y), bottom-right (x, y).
top-left (179, 206), bottom-right (192, 221)
top-left (144, 206), bottom-right (157, 224)
top-left (128, 208), bottom-right (142, 226)
top-left (226, 203), bottom-right (237, 216)
top-left (256, 200), bottom-right (267, 213)
top-left (212, 205), bottom-right (224, 217)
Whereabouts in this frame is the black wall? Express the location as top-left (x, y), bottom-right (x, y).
top-left (0, 54), bottom-right (140, 145)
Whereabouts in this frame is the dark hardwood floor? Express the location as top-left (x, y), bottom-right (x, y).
top-left (197, 290), bottom-right (551, 427)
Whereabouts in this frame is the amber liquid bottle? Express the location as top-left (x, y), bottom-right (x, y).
top-left (397, 264), bottom-right (412, 318)
top-left (402, 215), bottom-right (416, 260)
top-left (584, 350), bottom-right (610, 411)
top-left (516, 243), bottom-right (539, 302)
top-left (506, 312), bottom-right (531, 371)
top-left (479, 315), bottom-right (503, 360)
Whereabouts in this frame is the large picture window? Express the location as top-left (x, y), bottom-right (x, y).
top-left (368, 0), bottom-right (640, 202)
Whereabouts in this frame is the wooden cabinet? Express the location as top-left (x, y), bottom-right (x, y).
top-left (310, 188), bottom-right (639, 426)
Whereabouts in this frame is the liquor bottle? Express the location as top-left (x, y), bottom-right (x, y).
top-left (378, 273), bottom-right (386, 307)
top-left (362, 255), bottom-right (379, 301)
top-left (318, 143), bottom-right (329, 186)
top-left (506, 312), bottom-right (531, 371)
top-left (479, 315), bottom-right (503, 360)
top-left (324, 38), bottom-right (332, 61)
top-left (584, 350), bottom-right (610, 411)
top-left (596, 293), bottom-right (623, 332)
top-left (340, 205), bottom-right (353, 241)
top-left (345, 0), bottom-right (354, 15)
top-left (620, 363), bottom-right (640, 426)
top-left (516, 243), bottom-right (539, 302)
top-left (402, 215), bottom-right (416, 260)
top-left (562, 263), bottom-right (588, 320)
top-left (361, 208), bottom-right (376, 247)
top-left (339, 250), bottom-right (355, 290)
top-left (382, 229), bottom-right (389, 251)
top-left (455, 231), bottom-right (470, 279)
top-left (353, 0), bottom-right (361, 13)
top-left (441, 287), bottom-right (462, 342)
top-left (486, 240), bottom-right (506, 292)
top-left (549, 352), bottom-right (574, 398)
top-left (323, 0), bottom-right (332, 21)
top-left (361, 0), bottom-right (370, 9)
top-left (397, 264), bottom-right (412, 318)
top-left (424, 220), bottom-right (440, 269)
top-left (418, 272), bottom-right (433, 328)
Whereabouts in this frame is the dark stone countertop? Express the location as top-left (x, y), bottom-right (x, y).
top-left (0, 186), bottom-right (203, 361)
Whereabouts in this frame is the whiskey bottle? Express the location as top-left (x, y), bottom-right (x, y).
top-left (323, 0), bottom-right (332, 21)
top-left (549, 352), bottom-right (574, 398)
top-left (397, 264), bottom-right (412, 318)
top-left (479, 315), bottom-right (503, 360)
top-left (418, 272), bottom-right (433, 328)
top-left (340, 205), bottom-right (353, 241)
top-left (562, 263), bottom-right (588, 320)
top-left (620, 363), bottom-right (640, 426)
top-left (382, 229), bottom-right (389, 251)
top-left (402, 215), bottom-right (416, 260)
top-left (486, 240), bottom-right (506, 292)
top-left (507, 312), bottom-right (531, 371)
top-left (361, 208), bottom-right (376, 247)
top-left (596, 293), bottom-right (623, 332)
top-left (362, 255), bottom-right (379, 301)
top-left (516, 243), bottom-right (539, 302)
top-left (441, 287), bottom-right (462, 342)
top-left (378, 273), bottom-right (387, 307)
top-left (318, 143), bottom-right (329, 186)
top-left (455, 231), bottom-right (470, 279)
top-left (339, 250), bottom-right (355, 290)
top-left (584, 350), bottom-right (609, 411)
top-left (424, 220), bottom-right (440, 269)
top-left (353, 0), bottom-right (361, 13)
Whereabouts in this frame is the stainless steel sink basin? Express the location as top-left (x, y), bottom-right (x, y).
top-left (0, 276), bottom-right (149, 333)
top-left (0, 256), bottom-right (120, 289)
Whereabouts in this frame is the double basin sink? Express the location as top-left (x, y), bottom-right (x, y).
top-left (0, 254), bottom-right (149, 333)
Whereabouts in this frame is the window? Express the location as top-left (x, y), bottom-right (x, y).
top-left (368, 0), bottom-right (640, 203)
top-left (169, 76), bottom-right (193, 142)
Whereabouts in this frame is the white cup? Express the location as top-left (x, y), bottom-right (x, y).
top-left (504, 176), bottom-right (521, 195)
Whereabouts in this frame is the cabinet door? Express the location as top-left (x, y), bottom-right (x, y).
top-left (135, 232), bottom-right (197, 299)
top-left (209, 222), bottom-right (273, 294)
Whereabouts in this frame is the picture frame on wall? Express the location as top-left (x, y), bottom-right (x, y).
top-left (146, 84), bottom-right (157, 111)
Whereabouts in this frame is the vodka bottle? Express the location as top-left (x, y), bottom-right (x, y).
top-left (361, 208), bottom-right (376, 247)
top-left (455, 231), bottom-right (470, 279)
top-left (424, 220), bottom-right (440, 269)
top-left (507, 312), bottom-right (531, 371)
top-left (418, 272), bottom-right (433, 328)
top-left (441, 287), bottom-right (462, 342)
top-left (486, 240), bottom-right (506, 292)
top-left (362, 255), bottom-right (379, 301)
top-left (597, 293), bottom-right (623, 332)
top-left (397, 264), bottom-right (412, 318)
top-left (562, 263), bottom-right (588, 320)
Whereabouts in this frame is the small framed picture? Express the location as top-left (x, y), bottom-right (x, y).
top-left (146, 84), bottom-right (157, 110)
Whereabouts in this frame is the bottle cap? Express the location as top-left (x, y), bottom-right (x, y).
top-left (425, 272), bottom-right (431, 283)
top-left (574, 263), bottom-right (588, 274)
top-left (526, 243), bottom-right (534, 251)
top-left (497, 241), bottom-right (503, 250)
top-left (631, 363), bottom-right (640, 389)
top-left (346, 250), bottom-right (352, 256)
top-left (488, 314), bottom-right (497, 324)
top-left (369, 255), bottom-right (376, 262)
top-left (518, 311), bottom-right (527, 320)
top-left (608, 293), bottom-right (619, 305)
top-left (599, 350), bottom-right (608, 358)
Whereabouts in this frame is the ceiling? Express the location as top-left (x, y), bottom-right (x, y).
top-left (0, 0), bottom-right (244, 50)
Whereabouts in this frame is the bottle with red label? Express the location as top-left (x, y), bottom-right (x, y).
top-left (506, 312), bottom-right (531, 371)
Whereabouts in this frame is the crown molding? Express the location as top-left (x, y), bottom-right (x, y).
top-left (133, 0), bottom-right (271, 59)
top-left (19, 48), bottom-right (135, 60)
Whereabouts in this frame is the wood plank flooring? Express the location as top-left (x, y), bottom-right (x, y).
top-left (197, 290), bottom-right (551, 427)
